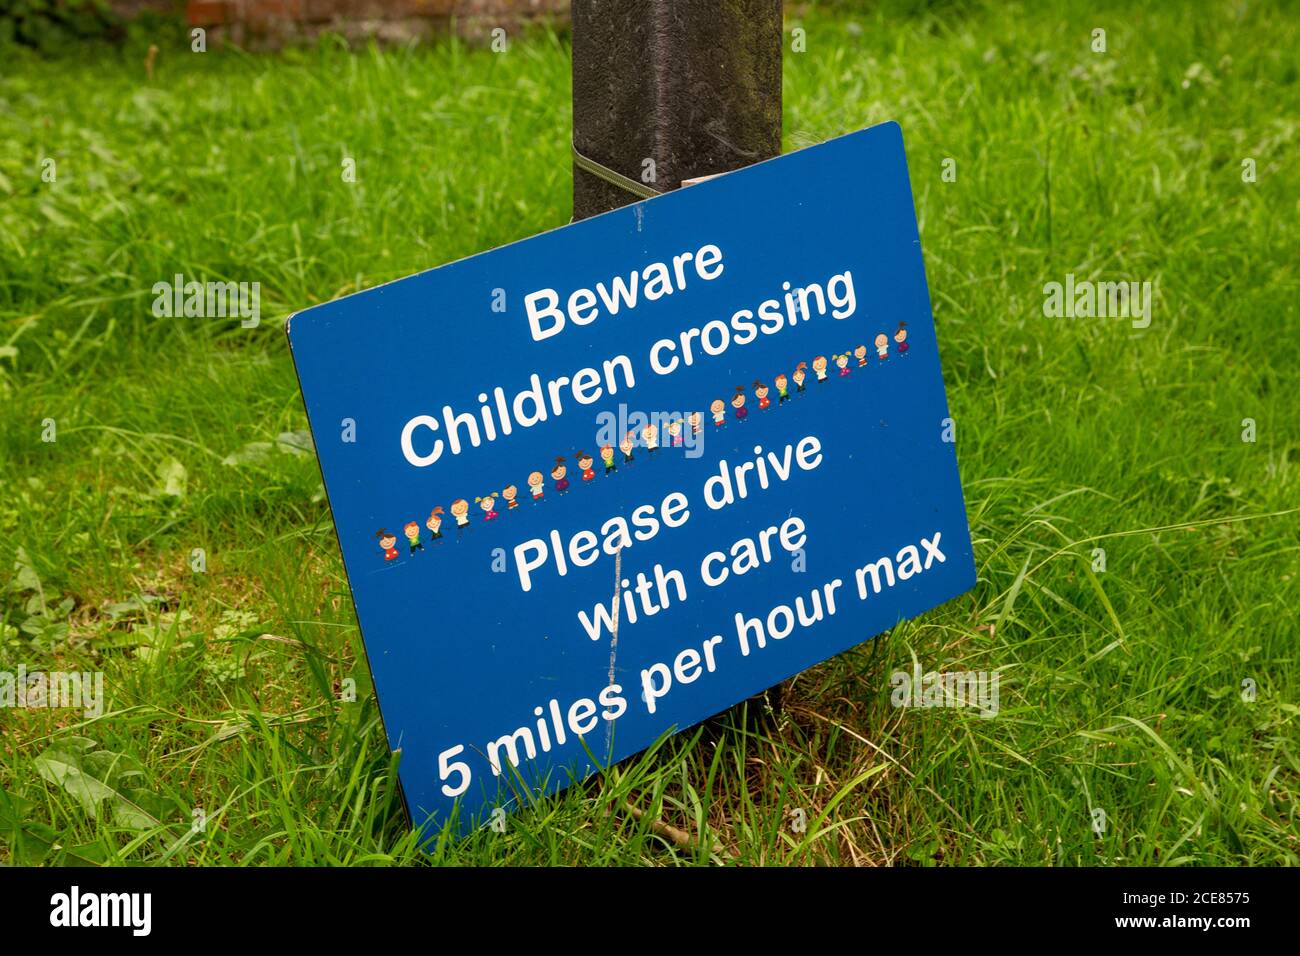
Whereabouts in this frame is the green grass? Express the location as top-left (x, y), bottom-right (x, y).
top-left (1, 0), bottom-right (1297, 865)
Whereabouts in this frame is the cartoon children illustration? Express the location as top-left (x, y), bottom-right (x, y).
top-left (502, 484), bottom-right (520, 510)
top-left (577, 451), bottom-right (596, 481)
top-left (755, 380), bottom-right (771, 410)
top-left (894, 321), bottom-right (909, 355)
top-left (601, 443), bottom-right (618, 475)
top-left (551, 457), bottom-right (570, 494)
top-left (376, 529), bottom-right (399, 562)
top-left (775, 373), bottom-right (790, 405)
top-left (688, 411), bottom-right (703, 436)
top-left (450, 499), bottom-right (471, 536)
top-left (855, 344), bottom-right (868, 367)
top-left (813, 355), bottom-right (829, 383)
top-left (426, 507), bottom-right (445, 542)
top-left (710, 398), bottom-right (726, 427)
top-left (835, 353), bottom-right (851, 377)
top-left (403, 520), bottom-right (425, 554)
top-left (875, 332), bottom-right (890, 361)
top-left (731, 386), bottom-right (749, 422)
top-left (528, 470), bottom-right (545, 501)
top-left (667, 420), bottom-right (684, 447)
top-left (793, 362), bottom-right (808, 395)
top-left (642, 423), bottom-right (660, 455)
top-left (476, 493), bottom-right (499, 521)
top-left (620, 431), bottom-right (636, 465)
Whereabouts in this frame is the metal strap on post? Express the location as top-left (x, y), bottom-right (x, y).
top-left (571, 142), bottom-right (663, 200)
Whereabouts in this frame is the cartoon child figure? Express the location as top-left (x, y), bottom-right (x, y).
top-left (710, 399), bottom-right (726, 427)
top-left (755, 381), bottom-right (771, 410)
top-left (894, 321), bottom-right (909, 356)
top-left (502, 484), bottom-right (519, 510)
top-left (875, 332), bottom-right (889, 361)
top-left (667, 420), bottom-right (684, 447)
top-left (450, 498), bottom-right (471, 535)
top-left (775, 373), bottom-right (790, 405)
top-left (620, 432), bottom-right (636, 465)
top-left (528, 470), bottom-right (545, 501)
top-left (642, 423), bottom-right (660, 454)
top-left (813, 355), bottom-right (829, 383)
top-left (731, 386), bottom-right (748, 422)
top-left (476, 493), bottom-right (499, 521)
top-left (793, 362), bottom-right (808, 394)
top-left (426, 507), bottom-right (445, 542)
top-left (577, 451), bottom-right (596, 482)
top-left (688, 411), bottom-right (702, 436)
top-left (836, 353), bottom-right (851, 377)
top-left (376, 529), bottom-right (399, 562)
top-left (403, 520), bottom-right (425, 555)
top-left (551, 457), bottom-right (570, 494)
top-left (601, 444), bottom-right (618, 475)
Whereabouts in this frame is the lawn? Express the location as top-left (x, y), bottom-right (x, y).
top-left (0, 0), bottom-right (1297, 865)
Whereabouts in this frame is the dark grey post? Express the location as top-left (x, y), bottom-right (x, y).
top-left (571, 0), bottom-right (783, 221)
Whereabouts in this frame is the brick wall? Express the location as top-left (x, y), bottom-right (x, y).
top-left (185, 0), bottom-right (568, 46)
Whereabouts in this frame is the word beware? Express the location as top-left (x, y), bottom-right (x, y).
top-left (525, 243), bottom-right (725, 341)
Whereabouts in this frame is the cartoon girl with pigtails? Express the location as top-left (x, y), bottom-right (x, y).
top-left (835, 353), bottom-right (851, 377)
top-left (731, 386), bottom-right (748, 422)
top-left (551, 457), bottom-right (570, 494)
top-left (754, 380), bottom-right (771, 410)
top-left (894, 321), bottom-right (909, 355)
top-left (476, 492), bottom-right (499, 521)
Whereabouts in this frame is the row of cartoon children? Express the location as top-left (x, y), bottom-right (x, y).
top-left (374, 324), bottom-right (910, 559)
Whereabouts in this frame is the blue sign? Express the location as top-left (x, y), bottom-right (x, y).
top-left (288, 121), bottom-right (975, 834)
